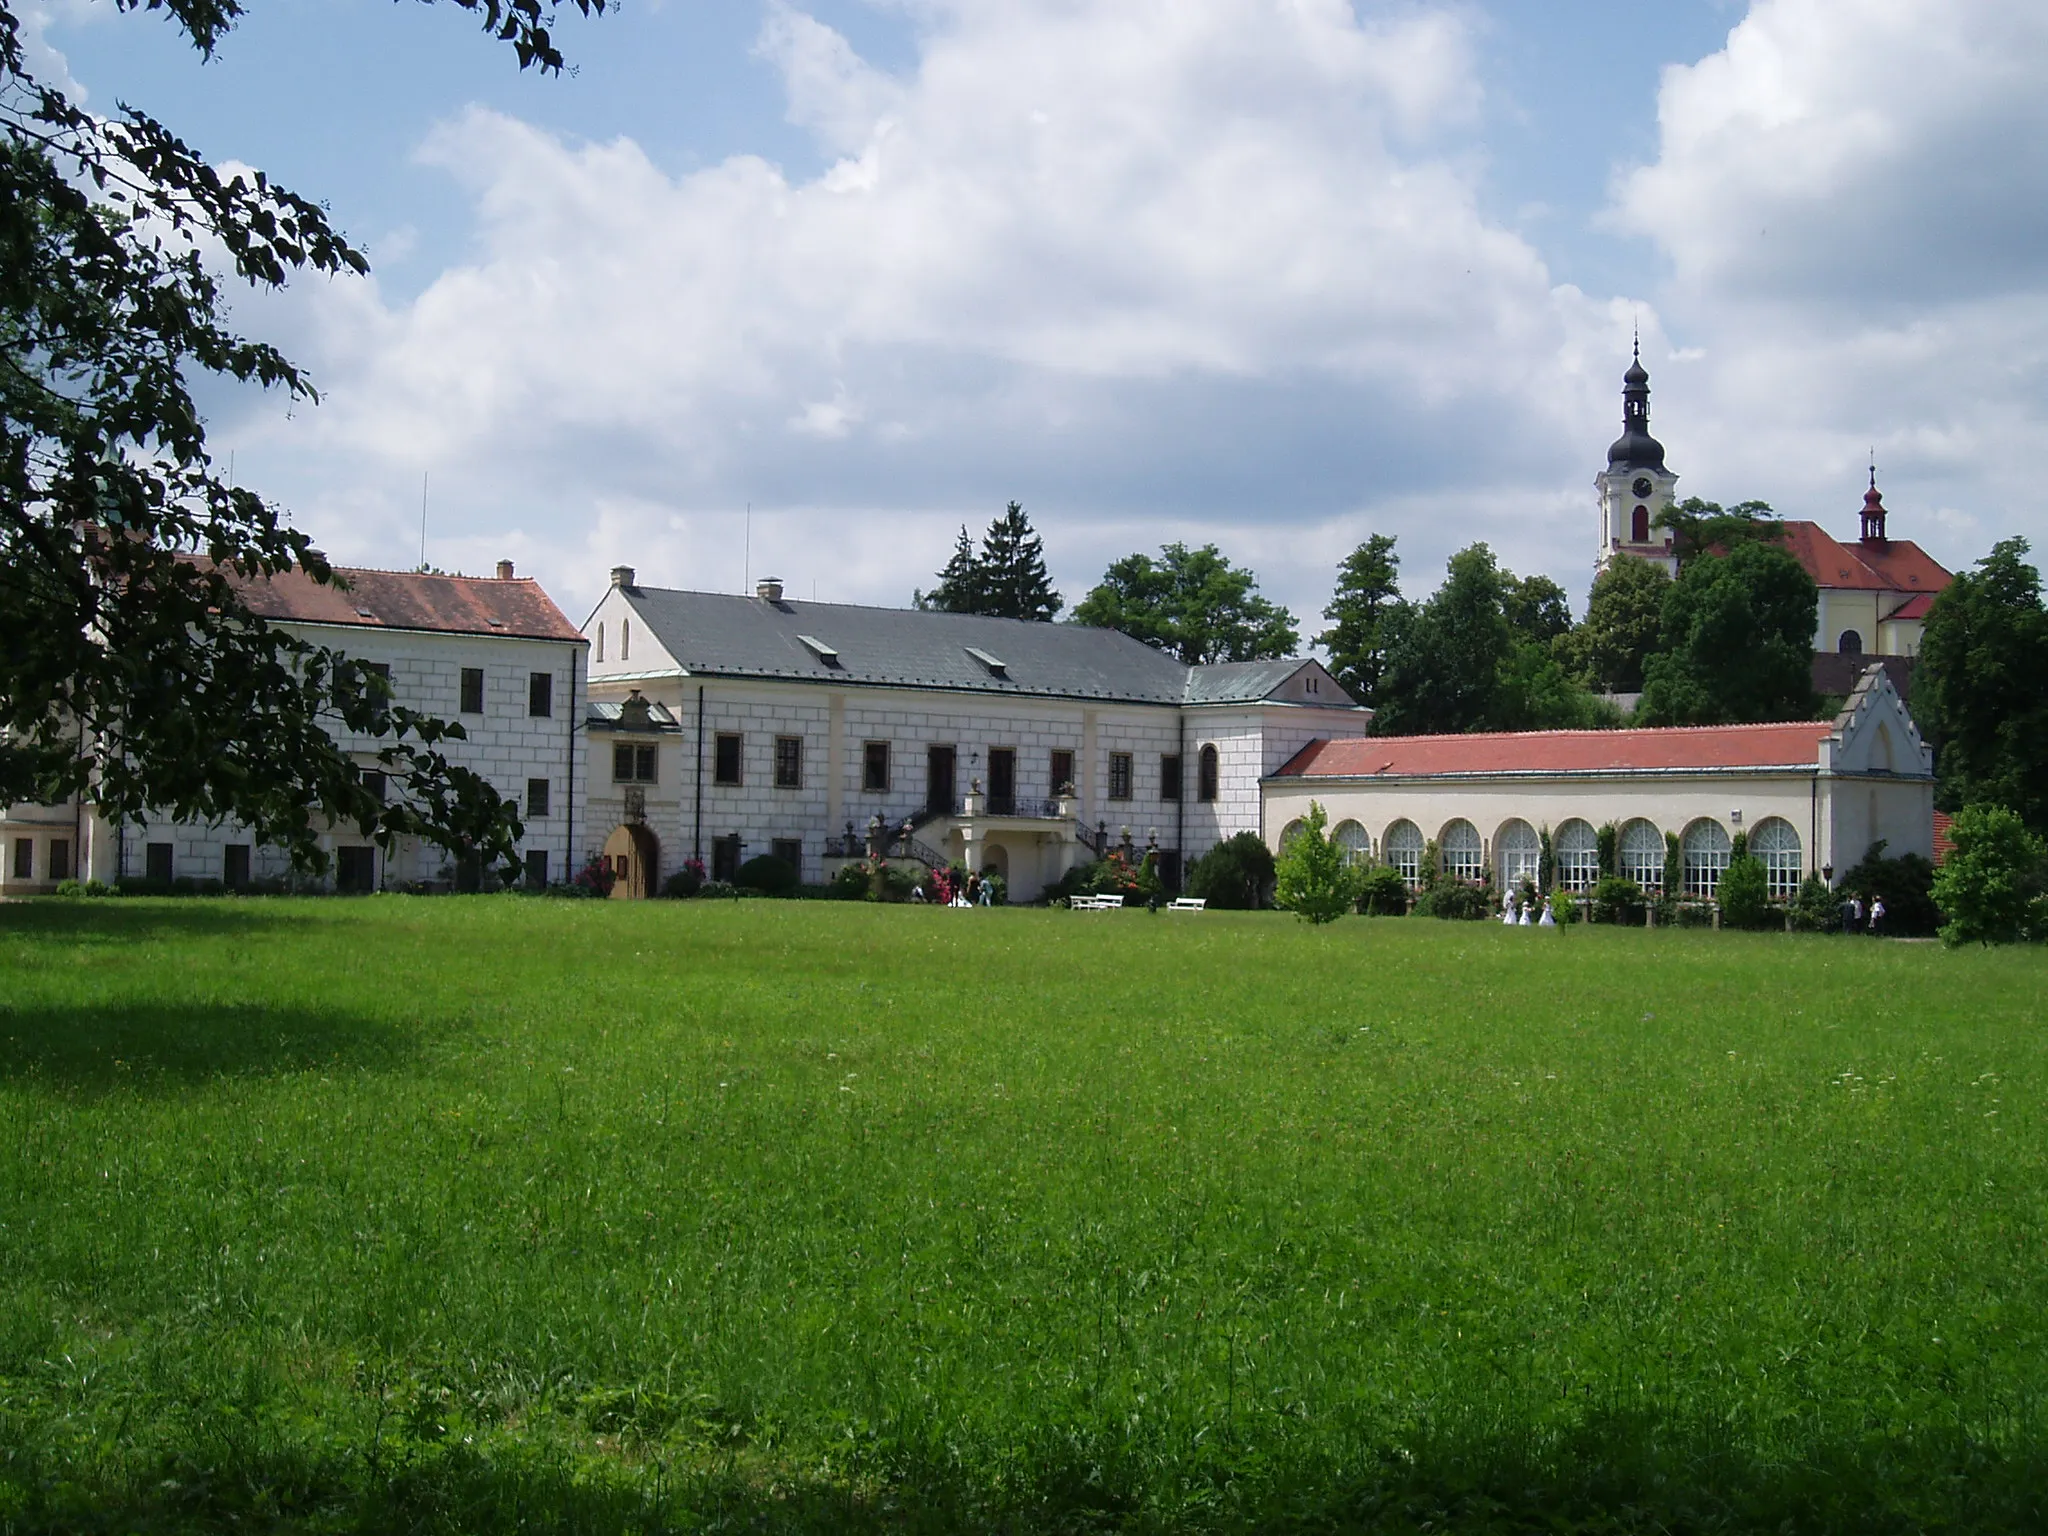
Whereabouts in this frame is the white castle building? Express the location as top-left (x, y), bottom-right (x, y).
top-left (579, 569), bottom-right (1366, 900)
top-left (0, 563), bottom-right (587, 895)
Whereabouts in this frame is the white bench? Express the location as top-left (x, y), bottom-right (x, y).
top-left (1166, 897), bottom-right (1206, 912)
top-left (1068, 893), bottom-right (1125, 910)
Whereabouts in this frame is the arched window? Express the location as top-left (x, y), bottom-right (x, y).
top-left (1554, 819), bottom-right (1599, 891)
top-left (621, 619), bottom-right (632, 661)
top-left (1441, 819), bottom-right (1483, 882)
top-left (1681, 819), bottom-right (1732, 898)
top-left (1496, 819), bottom-right (1540, 890)
top-left (1384, 820), bottom-right (1425, 888)
top-left (1618, 818), bottom-right (1664, 890)
top-left (1333, 820), bottom-right (1369, 868)
top-left (1874, 722), bottom-right (1895, 773)
top-left (1838, 629), bottom-right (1863, 655)
top-left (1631, 505), bottom-right (1650, 542)
top-left (1750, 817), bottom-right (1803, 900)
top-left (1279, 819), bottom-right (1306, 851)
top-left (1197, 744), bottom-right (1219, 802)
top-left (595, 623), bottom-right (605, 662)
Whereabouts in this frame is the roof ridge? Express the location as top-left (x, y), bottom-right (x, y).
top-left (1362, 720), bottom-right (1828, 745)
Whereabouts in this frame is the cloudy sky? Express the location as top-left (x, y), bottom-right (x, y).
top-left (31, 0), bottom-right (2048, 631)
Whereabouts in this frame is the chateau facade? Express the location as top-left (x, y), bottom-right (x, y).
top-left (580, 570), bottom-right (1366, 900)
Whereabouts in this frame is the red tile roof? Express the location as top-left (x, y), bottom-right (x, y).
top-left (232, 565), bottom-right (583, 643)
top-left (1884, 592), bottom-right (1936, 622)
top-left (1776, 520), bottom-right (1951, 596)
top-left (1274, 721), bottom-right (1834, 780)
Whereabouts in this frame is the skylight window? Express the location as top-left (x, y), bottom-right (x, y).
top-left (964, 646), bottom-right (1008, 678)
top-left (797, 634), bottom-right (841, 667)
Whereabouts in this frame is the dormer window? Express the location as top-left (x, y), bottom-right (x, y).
top-left (964, 646), bottom-right (1008, 679)
top-left (798, 634), bottom-right (841, 667)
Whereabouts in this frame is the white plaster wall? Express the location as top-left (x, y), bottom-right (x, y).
top-left (87, 623), bottom-right (586, 889)
top-left (1263, 774), bottom-right (1831, 884)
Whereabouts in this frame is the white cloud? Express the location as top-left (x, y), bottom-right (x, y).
top-left (1611, 0), bottom-right (2048, 571)
top-left (220, 0), bottom-right (1651, 624)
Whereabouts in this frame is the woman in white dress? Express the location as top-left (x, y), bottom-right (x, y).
top-left (1501, 889), bottom-right (1520, 925)
top-left (1538, 897), bottom-right (1556, 927)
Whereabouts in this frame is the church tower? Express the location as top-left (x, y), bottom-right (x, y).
top-left (1595, 341), bottom-right (1679, 577)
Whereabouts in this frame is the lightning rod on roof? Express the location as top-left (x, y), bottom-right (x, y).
top-left (419, 471), bottom-right (429, 571)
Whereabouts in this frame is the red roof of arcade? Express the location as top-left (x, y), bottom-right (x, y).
top-left (1274, 721), bottom-right (1834, 780)
top-left (232, 565), bottom-right (582, 643)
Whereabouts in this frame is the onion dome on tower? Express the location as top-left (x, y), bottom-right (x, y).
top-left (1607, 341), bottom-right (1666, 471)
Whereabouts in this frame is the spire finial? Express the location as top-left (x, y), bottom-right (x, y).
top-left (1633, 319), bottom-right (1640, 364)
top-left (1869, 449), bottom-right (1877, 491)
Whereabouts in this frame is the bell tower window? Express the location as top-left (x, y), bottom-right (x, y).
top-left (1631, 506), bottom-right (1650, 542)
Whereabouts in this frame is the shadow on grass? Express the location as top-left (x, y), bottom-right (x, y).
top-left (0, 896), bottom-right (315, 946)
top-left (0, 1000), bottom-right (419, 1089)
top-left (7, 1415), bottom-right (2044, 1534)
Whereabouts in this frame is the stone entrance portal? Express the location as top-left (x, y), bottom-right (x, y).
top-left (601, 823), bottom-right (659, 899)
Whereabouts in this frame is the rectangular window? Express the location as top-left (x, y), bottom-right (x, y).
top-left (712, 833), bottom-right (742, 883)
top-left (145, 842), bottom-right (173, 883)
top-left (460, 666), bottom-right (485, 714)
top-left (1050, 749), bottom-right (1075, 795)
top-left (774, 734), bottom-right (803, 789)
top-left (335, 845), bottom-right (376, 894)
top-left (364, 770), bottom-right (387, 804)
top-left (863, 740), bottom-right (890, 792)
top-left (714, 733), bottom-right (743, 786)
top-left (528, 671), bottom-right (553, 718)
top-left (361, 661), bottom-right (393, 724)
top-left (771, 837), bottom-right (802, 873)
top-left (613, 744), bottom-right (657, 783)
top-left (224, 843), bottom-right (251, 889)
top-left (1107, 751), bottom-right (1133, 801)
top-left (10, 837), bottom-right (31, 880)
top-left (524, 849), bottom-right (549, 888)
top-left (526, 778), bottom-right (551, 818)
top-left (48, 839), bottom-right (72, 882)
top-left (1160, 754), bottom-right (1182, 801)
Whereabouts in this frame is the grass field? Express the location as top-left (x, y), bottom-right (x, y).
top-left (1, 897), bottom-right (2044, 1533)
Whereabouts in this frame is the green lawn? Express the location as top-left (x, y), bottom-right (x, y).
top-left (1, 897), bottom-right (2043, 1533)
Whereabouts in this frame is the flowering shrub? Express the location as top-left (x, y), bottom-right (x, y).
top-left (571, 858), bottom-right (616, 898)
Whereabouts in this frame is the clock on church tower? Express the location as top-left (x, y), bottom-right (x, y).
top-left (1595, 344), bottom-right (1679, 577)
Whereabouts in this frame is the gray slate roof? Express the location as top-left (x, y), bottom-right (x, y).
top-left (615, 587), bottom-right (1356, 708)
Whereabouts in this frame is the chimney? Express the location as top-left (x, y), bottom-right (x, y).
top-left (495, 559), bottom-right (515, 580)
top-left (611, 565), bottom-right (636, 590)
top-left (756, 576), bottom-right (784, 602)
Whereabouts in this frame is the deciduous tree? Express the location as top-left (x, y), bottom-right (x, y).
top-left (1273, 800), bottom-right (1358, 924)
top-left (1073, 542), bottom-right (1297, 665)
top-left (1637, 543), bottom-right (1818, 725)
top-left (1914, 538), bottom-right (2048, 832)
top-left (0, 0), bottom-right (599, 875)
top-left (1557, 554), bottom-right (1669, 693)
top-left (1652, 496), bottom-right (1784, 568)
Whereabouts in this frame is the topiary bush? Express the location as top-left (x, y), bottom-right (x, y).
top-left (734, 855), bottom-right (799, 897)
top-left (1186, 833), bottom-right (1275, 910)
top-left (662, 866), bottom-right (703, 899)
